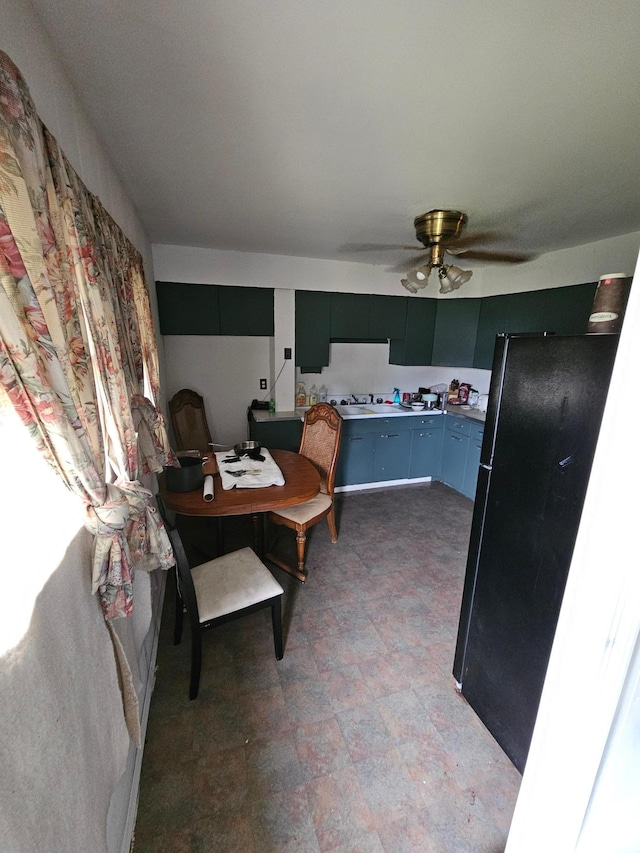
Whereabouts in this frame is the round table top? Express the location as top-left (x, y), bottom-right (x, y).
top-left (159, 449), bottom-right (321, 517)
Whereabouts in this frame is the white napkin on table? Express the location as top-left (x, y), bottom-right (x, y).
top-left (215, 448), bottom-right (285, 490)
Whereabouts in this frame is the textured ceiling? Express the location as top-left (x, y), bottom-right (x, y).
top-left (29, 0), bottom-right (640, 267)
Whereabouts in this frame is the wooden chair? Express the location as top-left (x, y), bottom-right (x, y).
top-left (168, 388), bottom-right (212, 455)
top-left (157, 498), bottom-right (284, 700)
top-left (266, 402), bottom-right (343, 582)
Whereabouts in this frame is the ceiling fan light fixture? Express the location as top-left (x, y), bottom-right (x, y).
top-left (402, 267), bottom-right (430, 292)
top-left (401, 277), bottom-right (419, 293)
top-left (438, 264), bottom-right (473, 294)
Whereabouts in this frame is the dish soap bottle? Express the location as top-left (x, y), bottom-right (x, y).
top-left (295, 381), bottom-right (307, 407)
top-left (319, 383), bottom-right (327, 403)
top-left (393, 387), bottom-right (401, 404)
top-left (308, 383), bottom-right (318, 406)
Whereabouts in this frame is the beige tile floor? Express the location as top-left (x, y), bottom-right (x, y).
top-left (134, 481), bottom-right (521, 852)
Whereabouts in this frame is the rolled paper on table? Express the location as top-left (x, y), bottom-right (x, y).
top-left (203, 475), bottom-right (214, 502)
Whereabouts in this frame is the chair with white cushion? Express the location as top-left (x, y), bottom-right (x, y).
top-left (266, 402), bottom-right (343, 582)
top-left (157, 498), bottom-right (284, 700)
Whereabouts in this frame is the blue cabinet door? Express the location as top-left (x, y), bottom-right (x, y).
top-left (462, 435), bottom-right (483, 499)
top-left (441, 429), bottom-right (468, 493)
top-left (373, 431), bottom-right (412, 481)
top-left (335, 430), bottom-right (375, 485)
top-left (409, 428), bottom-right (443, 478)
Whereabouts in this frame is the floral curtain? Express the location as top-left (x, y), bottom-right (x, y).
top-left (0, 51), bottom-right (175, 618)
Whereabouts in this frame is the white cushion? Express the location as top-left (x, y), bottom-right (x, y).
top-left (271, 492), bottom-right (333, 525)
top-left (192, 547), bottom-right (284, 623)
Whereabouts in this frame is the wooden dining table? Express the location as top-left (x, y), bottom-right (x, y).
top-left (159, 449), bottom-right (321, 555)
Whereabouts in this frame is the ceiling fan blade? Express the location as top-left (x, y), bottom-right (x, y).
top-left (388, 252), bottom-right (434, 273)
top-left (450, 249), bottom-right (534, 264)
top-left (339, 243), bottom-right (423, 252)
top-left (443, 230), bottom-right (500, 251)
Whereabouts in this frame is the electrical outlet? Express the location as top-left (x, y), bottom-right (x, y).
top-left (284, 347), bottom-right (291, 360)
top-left (259, 378), bottom-right (267, 390)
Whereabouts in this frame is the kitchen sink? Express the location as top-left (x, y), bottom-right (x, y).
top-left (336, 405), bottom-right (365, 415)
top-left (336, 403), bottom-right (407, 417)
top-left (361, 404), bottom-right (402, 414)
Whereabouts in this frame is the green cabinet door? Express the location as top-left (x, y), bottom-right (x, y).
top-left (369, 295), bottom-right (408, 338)
top-left (219, 287), bottom-right (274, 335)
top-left (330, 292), bottom-right (371, 339)
top-left (249, 417), bottom-right (303, 452)
top-left (431, 298), bottom-right (481, 367)
top-left (295, 291), bottom-right (331, 370)
top-left (156, 281), bottom-right (221, 335)
top-left (389, 297), bottom-right (438, 365)
top-left (542, 282), bottom-right (597, 335)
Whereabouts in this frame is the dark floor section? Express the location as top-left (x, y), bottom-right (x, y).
top-left (134, 482), bottom-right (521, 852)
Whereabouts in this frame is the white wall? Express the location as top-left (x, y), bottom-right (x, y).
top-left (164, 336), bottom-right (271, 445)
top-left (0, 6), bottom-right (159, 852)
top-left (153, 230), bottom-right (640, 416)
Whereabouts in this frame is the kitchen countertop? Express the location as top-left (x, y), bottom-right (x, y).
top-left (442, 403), bottom-right (486, 423)
top-left (253, 404), bottom-right (486, 424)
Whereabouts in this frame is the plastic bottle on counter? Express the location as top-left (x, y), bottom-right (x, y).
top-left (393, 387), bottom-right (401, 404)
top-left (319, 383), bottom-right (327, 403)
top-left (295, 381), bottom-right (307, 407)
top-left (308, 383), bottom-right (318, 406)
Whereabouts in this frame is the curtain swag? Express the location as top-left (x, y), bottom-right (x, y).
top-left (0, 51), bottom-right (176, 618)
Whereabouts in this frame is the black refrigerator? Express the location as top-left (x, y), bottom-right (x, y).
top-left (453, 333), bottom-right (618, 773)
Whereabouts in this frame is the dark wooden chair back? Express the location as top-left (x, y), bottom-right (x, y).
top-left (168, 388), bottom-right (212, 454)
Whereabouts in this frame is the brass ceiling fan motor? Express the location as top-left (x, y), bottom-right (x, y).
top-left (413, 209), bottom-right (468, 268)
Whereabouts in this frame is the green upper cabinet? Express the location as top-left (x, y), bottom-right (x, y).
top-left (156, 281), bottom-right (221, 335)
top-left (156, 282), bottom-right (274, 336)
top-left (504, 288), bottom-right (547, 333)
top-left (218, 286), bottom-right (274, 335)
top-left (389, 297), bottom-right (438, 365)
top-left (473, 283), bottom-right (597, 368)
top-left (542, 282), bottom-right (597, 335)
top-left (330, 292), bottom-right (371, 339)
top-left (431, 298), bottom-right (481, 367)
top-left (369, 295), bottom-right (408, 338)
top-left (295, 290), bottom-right (331, 369)
top-left (473, 293), bottom-right (510, 368)
top-left (330, 293), bottom-right (408, 340)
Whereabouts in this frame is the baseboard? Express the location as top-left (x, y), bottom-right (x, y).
top-left (335, 476), bottom-right (432, 494)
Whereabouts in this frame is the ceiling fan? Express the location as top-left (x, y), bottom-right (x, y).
top-left (347, 209), bottom-right (533, 294)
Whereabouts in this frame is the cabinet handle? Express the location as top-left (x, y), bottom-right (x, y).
top-left (349, 436), bottom-right (363, 442)
top-left (450, 435), bottom-right (463, 442)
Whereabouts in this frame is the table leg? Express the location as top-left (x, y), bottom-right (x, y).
top-left (252, 512), bottom-right (267, 557)
top-left (217, 517), bottom-right (225, 555)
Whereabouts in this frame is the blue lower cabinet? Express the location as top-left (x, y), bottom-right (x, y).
top-left (372, 431), bottom-right (412, 481)
top-left (441, 429), bottom-right (469, 493)
top-left (409, 416), bottom-right (444, 478)
top-left (461, 423), bottom-right (484, 499)
top-left (336, 430), bottom-right (375, 486)
top-left (409, 428), bottom-right (443, 478)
